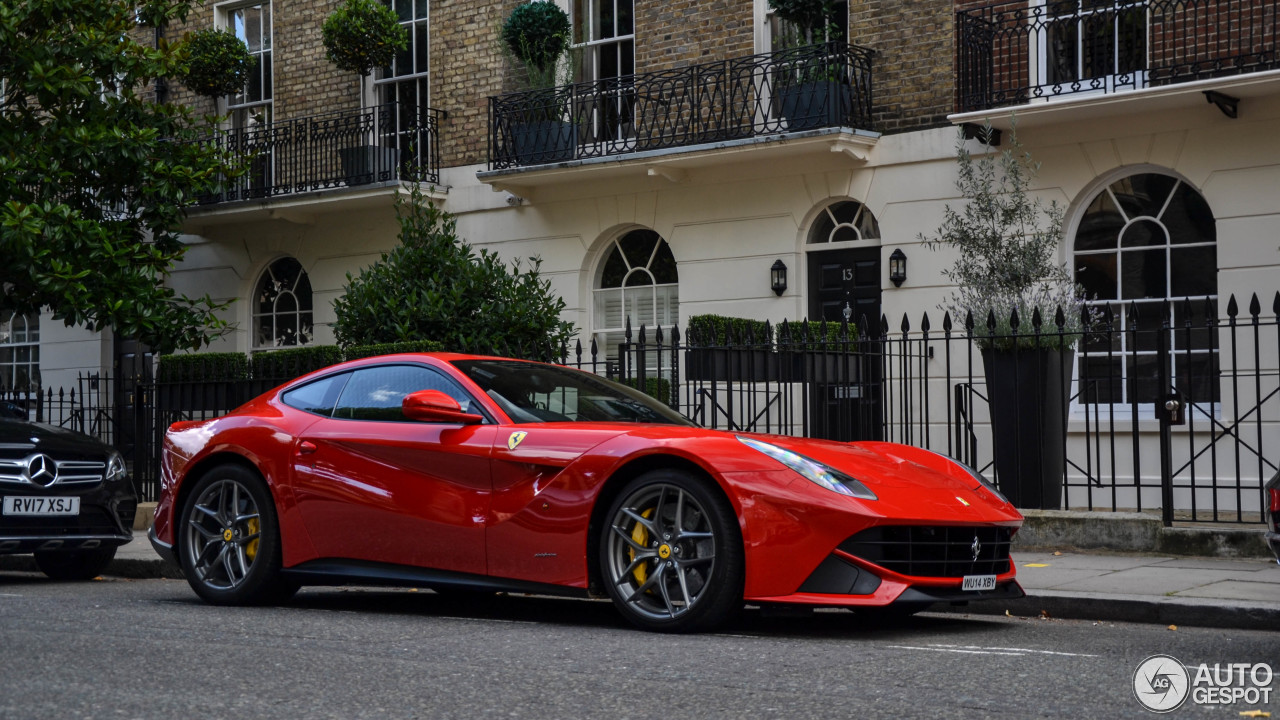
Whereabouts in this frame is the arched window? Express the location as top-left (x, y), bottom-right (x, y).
top-left (0, 311), bottom-right (39, 391)
top-left (1074, 173), bottom-right (1217, 405)
top-left (807, 200), bottom-right (880, 244)
top-left (253, 257), bottom-right (313, 350)
top-left (592, 230), bottom-right (678, 353)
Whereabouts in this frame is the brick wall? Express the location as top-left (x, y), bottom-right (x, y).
top-left (432, 0), bottom-right (520, 167)
top-left (634, 0), bottom-right (754, 71)
top-left (851, 0), bottom-right (956, 132)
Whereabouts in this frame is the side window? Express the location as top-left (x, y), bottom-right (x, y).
top-left (333, 365), bottom-right (474, 422)
top-left (280, 373), bottom-right (349, 416)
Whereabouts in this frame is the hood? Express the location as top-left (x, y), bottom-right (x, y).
top-left (0, 418), bottom-right (115, 461)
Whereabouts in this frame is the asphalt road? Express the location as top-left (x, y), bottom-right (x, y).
top-left (0, 573), bottom-right (1275, 719)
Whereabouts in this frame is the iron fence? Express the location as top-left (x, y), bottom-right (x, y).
top-left (15, 292), bottom-right (1277, 523)
top-left (489, 41), bottom-right (875, 169)
top-left (197, 101), bottom-right (444, 204)
top-left (957, 0), bottom-right (1280, 112)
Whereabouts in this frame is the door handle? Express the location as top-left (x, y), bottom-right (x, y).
top-left (297, 441), bottom-right (317, 456)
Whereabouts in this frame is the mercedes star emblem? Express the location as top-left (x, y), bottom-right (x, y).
top-left (24, 454), bottom-right (58, 487)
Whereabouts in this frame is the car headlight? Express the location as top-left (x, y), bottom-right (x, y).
top-left (951, 457), bottom-right (1008, 505)
top-left (737, 436), bottom-right (877, 500)
top-left (106, 451), bottom-right (128, 483)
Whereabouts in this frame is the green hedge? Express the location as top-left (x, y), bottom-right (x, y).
top-left (159, 341), bottom-right (448, 384)
top-left (156, 352), bottom-right (250, 382)
top-left (686, 314), bottom-right (771, 346)
top-left (343, 339), bottom-right (444, 361)
top-left (251, 345), bottom-right (346, 380)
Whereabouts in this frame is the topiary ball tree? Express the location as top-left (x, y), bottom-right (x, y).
top-left (502, 1), bottom-right (571, 87)
top-left (322, 0), bottom-right (408, 77)
top-left (182, 29), bottom-right (255, 99)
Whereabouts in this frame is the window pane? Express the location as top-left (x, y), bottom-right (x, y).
top-left (1175, 353), bottom-right (1220, 403)
top-left (281, 373), bottom-right (349, 416)
top-left (1111, 174), bottom-right (1176, 219)
top-left (619, 230), bottom-right (656, 269)
top-left (1119, 218), bottom-right (1165, 247)
top-left (1076, 253), bottom-right (1117, 300)
top-left (650, 240), bottom-right (677, 283)
top-left (1126, 300), bottom-right (1166, 353)
top-left (624, 269), bottom-right (654, 287)
top-left (1081, 356), bottom-right (1122, 403)
top-left (334, 365), bottom-right (470, 421)
top-left (1169, 247), bottom-right (1216, 298)
top-left (1075, 191), bottom-right (1125, 250)
top-left (1165, 182), bottom-right (1216, 244)
top-left (600, 246), bottom-right (627, 287)
top-left (1126, 354), bottom-right (1160, 403)
top-left (1119, 247), bottom-right (1167, 299)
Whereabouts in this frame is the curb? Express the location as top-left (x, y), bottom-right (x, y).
top-left (1015, 510), bottom-right (1270, 558)
top-left (938, 590), bottom-right (1280, 632)
top-left (0, 553), bottom-right (184, 580)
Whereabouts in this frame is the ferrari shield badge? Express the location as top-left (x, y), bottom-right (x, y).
top-left (508, 431), bottom-right (528, 450)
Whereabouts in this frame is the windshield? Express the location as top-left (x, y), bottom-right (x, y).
top-left (451, 360), bottom-right (693, 426)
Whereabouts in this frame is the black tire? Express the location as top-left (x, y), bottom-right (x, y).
top-left (600, 469), bottom-right (743, 633)
top-left (177, 464), bottom-right (298, 605)
top-left (34, 546), bottom-right (116, 581)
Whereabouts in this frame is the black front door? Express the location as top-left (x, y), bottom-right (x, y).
top-left (806, 247), bottom-right (882, 441)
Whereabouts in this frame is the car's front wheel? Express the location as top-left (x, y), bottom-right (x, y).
top-left (600, 469), bottom-right (743, 632)
top-left (34, 546), bottom-right (116, 580)
top-left (178, 464), bottom-right (297, 605)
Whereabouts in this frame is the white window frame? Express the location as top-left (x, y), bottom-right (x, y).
top-left (0, 311), bottom-right (40, 393)
top-left (1031, 0), bottom-right (1149, 99)
top-left (252, 258), bottom-right (314, 351)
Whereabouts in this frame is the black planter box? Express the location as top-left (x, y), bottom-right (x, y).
top-left (981, 347), bottom-right (1073, 510)
top-left (685, 348), bottom-right (777, 382)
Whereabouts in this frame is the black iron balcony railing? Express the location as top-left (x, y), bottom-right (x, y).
top-left (957, 0), bottom-right (1280, 112)
top-left (197, 101), bottom-right (443, 205)
top-left (488, 41), bottom-right (875, 169)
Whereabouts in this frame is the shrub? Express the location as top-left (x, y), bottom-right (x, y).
top-left (333, 185), bottom-right (575, 354)
top-left (321, 0), bottom-right (408, 77)
top-left (686, 314), bottom-right (771, 346)
top-left (618, 376), bottom-right (673, 405)
top-left (344, 340), bottom-right (444, 361)
top-left (157, 352), bottom-right (250, 382)
top-left (502, 1), bottom-right (571, 89)
top-left (181, 29), bottom-right (255, 99)
top-left (251, 345), bottom-right (345, 380)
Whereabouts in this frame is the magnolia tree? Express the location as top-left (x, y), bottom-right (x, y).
top-left (0, 0), bottom-right (243, 352)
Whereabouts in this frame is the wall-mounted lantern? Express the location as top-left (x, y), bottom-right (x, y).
top-left (770, 259), bottom-right (787, 296)
top-left (889, 248), bottom-right (907, 287)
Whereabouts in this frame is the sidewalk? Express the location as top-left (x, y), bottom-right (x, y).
top-left (4, 512), bottom-right (1278, 630)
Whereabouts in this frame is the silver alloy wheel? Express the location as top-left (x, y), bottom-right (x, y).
top-left (605, 482), bottom-right (717, 621)
top-left (183, 478), bottom-right (262, 591)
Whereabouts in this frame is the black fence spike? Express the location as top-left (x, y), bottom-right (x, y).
top-left (624, 315), bottom-right (633, 341)
top-left (1055, 305), bottom-right (1066, 330)
top-left (1031, 306), bottom-right (1043, 329)
top-left (900, 314), bottom-right (910, 333)
top-left (920, 312), bottom-right (931, 333)
top-left (1249, 292), bottom-right (1261, 319)
top-left (1227, 294), bottom-right (1238, 318)
top-left (880, 314), bottom-right (889, 335)
top-left (1205, 296), bottom-right (1218, 326)
top-left (1009, 306), bottom-right (1021, 330)
top-left (1180, 297), bottom-right (1193, 327)
top-left (942, 311), bottom-right (953, 333)
top-left (985, 309), bottom-right (997, 332)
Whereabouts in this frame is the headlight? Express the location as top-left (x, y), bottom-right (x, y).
top-left (106, 451), bottom-right (128, 483)
top-left (948, 456), bottom-right (1008, 505)
top-left (737, 436), bottom-right (877, 500)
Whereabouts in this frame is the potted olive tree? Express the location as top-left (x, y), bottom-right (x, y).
top-left (768, 0), bottom-right (852, 130)
top-left (500, 0), bottom-right (575, 163)
top-left (922, 124), bottom-right (1086, 510)
top-left (321, 0), bottom-right (409, 184)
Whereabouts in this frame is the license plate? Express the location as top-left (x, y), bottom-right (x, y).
top-left (962, 574), bottom-right (997, 591)
top-left (2, 496), bottom-right (80, 516)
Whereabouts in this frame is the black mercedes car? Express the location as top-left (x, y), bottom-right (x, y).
top-left (0, 418), bottom-right (136, 579)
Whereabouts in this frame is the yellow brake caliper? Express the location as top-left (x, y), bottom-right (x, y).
top-left (245, 518), bottom-right (261, 562)
top-left (629, 508), bottom-right (654, 585)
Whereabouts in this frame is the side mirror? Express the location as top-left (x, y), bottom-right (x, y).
top-left (402, 390), bottom-right (484, 425)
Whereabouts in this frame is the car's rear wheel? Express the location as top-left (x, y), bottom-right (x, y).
top-left (601, 469), bottom-right (743, 633)
top-left (34, 546), bottom-right (116, 581)
top-left (178, 464), bottom-right (297, 605)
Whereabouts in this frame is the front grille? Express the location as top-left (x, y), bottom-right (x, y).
top-left (0, 456), bottom-right (105, 488)
top-left (838, 525), bottom-right (1013, 578)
